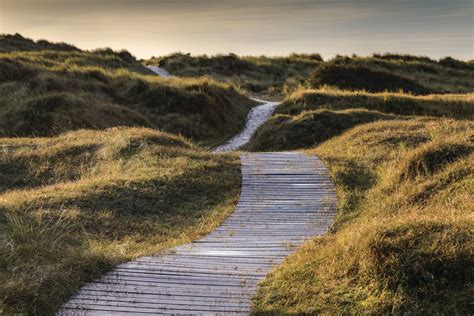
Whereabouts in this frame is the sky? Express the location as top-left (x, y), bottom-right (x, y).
top-left (0, 0), bottom-right (473, 60)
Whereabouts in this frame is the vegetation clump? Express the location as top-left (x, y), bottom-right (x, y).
top-left (397, 142), bottom-right (473, 181)
top-left (306, 54), bottom-right (474, 94)
top-left (278, 87), bottom-right (474, 119)
top-left (308, 63), bottom-right (431, 94)
top-left (0, 33), bottom-right (79, 53)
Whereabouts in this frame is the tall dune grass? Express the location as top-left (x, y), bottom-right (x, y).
top-left (0, 128), bottom-right (243, 314)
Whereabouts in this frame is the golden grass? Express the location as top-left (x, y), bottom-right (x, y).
top-left (0, 127), bottom-right (243, 314)
top-left (253, 119), bottom-right (473, 314)
top-left (245, 88), bottom-right (474, 152)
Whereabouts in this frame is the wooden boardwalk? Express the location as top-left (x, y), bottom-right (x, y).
top-left (58, 152), bottom-right (336, 315)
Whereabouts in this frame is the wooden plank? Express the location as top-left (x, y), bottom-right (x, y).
top-left (58, 151), bottom-right (337, 315)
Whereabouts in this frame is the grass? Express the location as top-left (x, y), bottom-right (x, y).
top-left (279, 87), bottom-right (474, 119)
top-left (0, 127), bottom-right (243, 314)
top-left (246, 87), bottom-right (474, 151)
top-left (2, 33), bottom-right (473, 314)
top-left (146, 53), bottom-right (323, 97)
top-left (248, 84), bottom-right (473, 313)
top-left (245, 108), bottom-right (399, 151)
top-left (309, 63), bottom-right (431, 94)
top-left (0, 34), bottom-right (256, 146)
top-left (307, 54), bottom-right (474, 94)
top-left (252, 118), bottom-right (473, 314)
top-left (247, 56), bottom-right (473, 312)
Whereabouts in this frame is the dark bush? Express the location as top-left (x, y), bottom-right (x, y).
top-left (308, 63), bottom-right (432, 94)
top-left (0, 58), bottom-right (34, 82)
top-left (211, 54), bottom-right (255, 74)
top-left (372, 53), bottom-right (436, 64)
top-left (117, 50), bottom-right (136, 63)
top-left (438, 57), bottom-right (469, 70)
top-left (26, 93), bottom-right (79, 113)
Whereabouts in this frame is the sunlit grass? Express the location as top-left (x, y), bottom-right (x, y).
top-left (251, 117), bottom-right (473, 314)
top-left (245, 88), bottom-right (474, 151)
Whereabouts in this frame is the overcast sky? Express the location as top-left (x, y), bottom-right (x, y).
top-left (1, 0), bottom-right (472, 59)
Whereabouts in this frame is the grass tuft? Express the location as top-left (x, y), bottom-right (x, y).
top-left (397, 142), bottom-right (473, 181)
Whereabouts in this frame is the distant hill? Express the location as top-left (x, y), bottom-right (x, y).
top-left (147, 52), bottom-right (474, 97)
top-left (0, 34), bottom-right (255, 145)
top-left (307, 54), bottom-right (474, 94)
top-left (147, 53), bottom-right (323, 96)
top-left (0, 33), bottom-right (80, 53)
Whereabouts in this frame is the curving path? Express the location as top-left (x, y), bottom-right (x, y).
top-left (214, 99), bottom-right (279, 152)
top-left (58, 70), bottom-right (337, 315)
